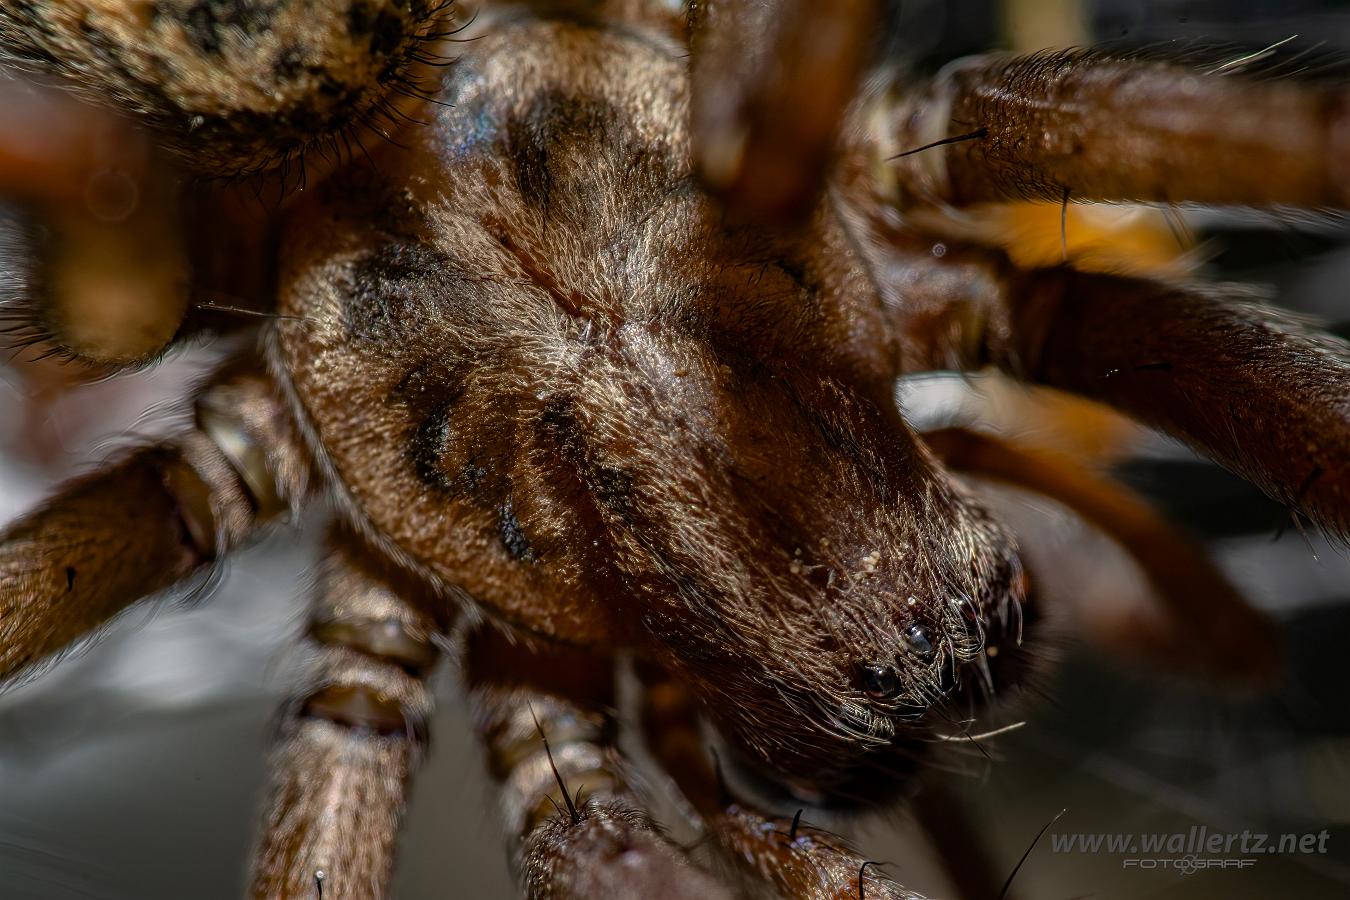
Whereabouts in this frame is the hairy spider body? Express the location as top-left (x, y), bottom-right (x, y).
top-left (277, 15), bottom-right (1027, 795)
top-left (2, 1), bottom-right (1349, 898)
top-left (0, 0), bottom-right (452, 174)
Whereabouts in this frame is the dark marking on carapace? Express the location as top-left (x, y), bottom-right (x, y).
top-left (409, 405), bottom-right (457, 492)
top-left (369, 9), bottom-right (406, 57)
top-left (180, 0), bottom-right (278, 55)
top-left (498, 498), bottom-right (538, 562)
top-left (273, 44), bottom-right (305, 80)
top-left (503, 90), bottom-right (669, 216)
top-left (343, 240), bottom-right (459, 342)
top-left (458, 461), bottom-right (488, 492)
top-left (392, 357), bottom-right (480, 496)
top-left (346, 0), bottom-right (377, 36)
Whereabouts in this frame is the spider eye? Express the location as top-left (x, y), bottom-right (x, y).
top-left (905, 624), bottom-right (936, 663)
top-left (858, 663), bottom-right (900, 700)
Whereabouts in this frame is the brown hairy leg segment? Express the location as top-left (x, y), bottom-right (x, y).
top-left (0, 361), bottom-right (305, 683)
top-left (1008, 270), bottom-right (1350, 540)
top-left (250, 529), bottom-right (446, 900)
top-left (878, 237), bottom-right (1350, 541)
top-left (0, 447), bottom-right (213, 682)
top-left (923, 426), bottom-right (1277, 682)
top-left (0, 0), bottom-right (458, 177)
top-left (889, 50), bottom-right (1350, 208)
top-left (689, 0), bottom-right (878, 224)
top-left (639, 668), bottom-right (926, 900)
top-left (463, 627), bottom-right (731, 900)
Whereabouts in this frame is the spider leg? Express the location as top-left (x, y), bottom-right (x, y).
top-left (880, 236), bottom-right (1350, 541)
top-left (250, 528), bottom-right (447, 900)
top-left (0, 76), bottom-right (188, 365)
top-left (463, 627), bottom-right (733, 900)
top-left (689, 0), bottom-right (878, 224)
top-left (0, 359), bottom-right (305, 683)
top-left (923, 426), bottom-right (1277, 682)
top-left (640, 668), bottom-right (928, 900)
top-left (887, 50), bottom-right (1350, 208)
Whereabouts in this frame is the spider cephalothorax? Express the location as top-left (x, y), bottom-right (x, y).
top-left (2, 1), bottom-right (1348, 898)
top-left (276, 16), bottom-right (1029, 797)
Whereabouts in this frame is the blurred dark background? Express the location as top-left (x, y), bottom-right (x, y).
top-left (3, 2), bottom-right (1350, 898)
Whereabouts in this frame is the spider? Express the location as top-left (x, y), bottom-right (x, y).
top-left (1, 0), bottom-right (1348, 897)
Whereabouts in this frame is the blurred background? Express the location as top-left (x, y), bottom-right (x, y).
top-left (3, 1), bottom-right (1350, 898)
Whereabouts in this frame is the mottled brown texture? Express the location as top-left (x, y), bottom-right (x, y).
top-left (0, 0), bottom-right (458, 176)
top-left (250, 529), bottom-right (444, 900)
top-left (277, 15), bottom-right (1028, 794)
top-left (5, 3), bottom-right (1350, 898)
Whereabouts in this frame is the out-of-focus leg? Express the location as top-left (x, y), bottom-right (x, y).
top-left (689, 0), bottom-right (879, 225)
top-left (526, 0), bottom-right (686, 34)
top-left (877, 236), bottom-right (1350, 541)
top-left (0, 76), bottom-right (187, 365)
top-left (0, 359), bottom-right (306, 683)
top-left (250, 530), bottom-right (447, 900)
top-left (910, 782), bottom-right (1017, 900)
top-left (1005, 270), bottom-right (1350, 540)
top-left (923, 426), bottom-right (1277, 682)
top-left (464, 627), bottom-right (733, 900)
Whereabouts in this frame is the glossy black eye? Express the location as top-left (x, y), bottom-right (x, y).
top-left (905, 624), bottom-right (936, 663)
top-left (858, 663), bottom-right (900, 700)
